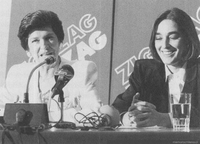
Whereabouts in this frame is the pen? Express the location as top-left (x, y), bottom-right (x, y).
top-left (128, 92), bottom-right (140, 111)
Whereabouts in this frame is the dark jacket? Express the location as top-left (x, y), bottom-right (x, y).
top-left (112, 59), bottom-right (200, 127)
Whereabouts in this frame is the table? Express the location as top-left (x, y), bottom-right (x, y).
top-left (1, 126), bottom-right (200, 144)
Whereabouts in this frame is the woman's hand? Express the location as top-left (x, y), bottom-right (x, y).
top-left (130, 102), bottom-right (165, 127)
top-left (122, 93), bottom-right (172, 127)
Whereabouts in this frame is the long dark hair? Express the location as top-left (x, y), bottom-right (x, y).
top-left (149, 7), bottom-right (200, 62)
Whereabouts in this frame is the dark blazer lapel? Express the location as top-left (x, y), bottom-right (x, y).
top-left (156, 63), bottom-right (168, 93)
top-left (150, 62), bottom-right (169, 112)
top-left (182, 61), bottom-right (197, 93)
top-left (149, 62), bottom-right (166, 95)
top-left (158, 65), bottom-right (169, 112)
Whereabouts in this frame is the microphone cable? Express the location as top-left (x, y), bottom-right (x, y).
top-left (74, 112), bottom-right (109, 129)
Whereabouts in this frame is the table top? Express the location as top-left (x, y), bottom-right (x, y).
top-left (1, 126), bottom-right (200, 144)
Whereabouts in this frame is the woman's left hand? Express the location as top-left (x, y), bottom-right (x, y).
top-left (128, 101), bottom-right (171, 127)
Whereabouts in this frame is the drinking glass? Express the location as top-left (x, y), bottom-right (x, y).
top-left (170, 93), bottom-right (191, 131)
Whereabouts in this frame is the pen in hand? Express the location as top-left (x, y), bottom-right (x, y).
top-left (129, 92), bottom-right (156, 112)
top-left (128, 92), bottom-right (140, 111)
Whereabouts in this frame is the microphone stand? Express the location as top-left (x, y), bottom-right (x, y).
top-left (24, 57), bottom-right (55, 103)
top-left (54, 90), bottom-right (76, 129)
top-left (24, 61), bottom-right (46, 103)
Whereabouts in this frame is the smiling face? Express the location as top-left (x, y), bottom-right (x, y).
top-left (155, 19), bottom-right (188, 67)
top-left (27, 27), bottom-right (60, 65)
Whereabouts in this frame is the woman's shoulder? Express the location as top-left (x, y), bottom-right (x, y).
top-left (187, 58), bottom-right (200, 68)
top-left (72, 60), bottom-right (97, 76)
top-left (6, 61), bottom-right (34, 92)
top-left (73, 60), bottom-right (96, 67)
top-left (135, 59), bottom-right (162, 67)
top-left (7, 61), bottom-right (33, 76)
top-left (61, 57), bottom-right (96, 71)
top-left (61, 57), bottom-right (95, 65)
top-left (60, 58), bottom-right (97, 77)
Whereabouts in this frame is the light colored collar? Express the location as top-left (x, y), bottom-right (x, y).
top-left (165, 63), bottom-right (187, 82)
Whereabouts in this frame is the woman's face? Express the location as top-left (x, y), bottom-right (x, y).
top-left (27, 27), bottom-right (60, 64)
top-left (155, 19), bottom-right (187, 67)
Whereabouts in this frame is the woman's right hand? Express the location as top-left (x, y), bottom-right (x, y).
top-left (122, 93), bottom-right (141, 126)
top-left (122, 93), bottom-right (156, 127)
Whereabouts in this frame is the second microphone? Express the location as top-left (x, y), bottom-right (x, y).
top-left (51, 65), bottom-right (74, 98)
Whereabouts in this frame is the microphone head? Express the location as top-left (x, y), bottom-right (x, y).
top-left (99, 105), bottom-right (120, 127)
top-left (51, 64), bottom-right (75, 98)
top-left (45, 56), bottom-right (55, 64)
top-left (57, 65), bottom-right (74, 82)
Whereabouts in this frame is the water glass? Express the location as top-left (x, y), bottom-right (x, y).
top-left (170, 93), bottom-right (191, 131)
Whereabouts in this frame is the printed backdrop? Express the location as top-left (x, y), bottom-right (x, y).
top-left (1, 0), bottom-right (200, 104)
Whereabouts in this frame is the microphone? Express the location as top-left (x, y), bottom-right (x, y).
top-left (51, 65), bottom-right (74, 98)
top-left (45, 56), bottom-right (55, 64)
top-left (99, 105), bottom-right (120, 127)
top-left (24, 56), bottom-right (55, 103)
